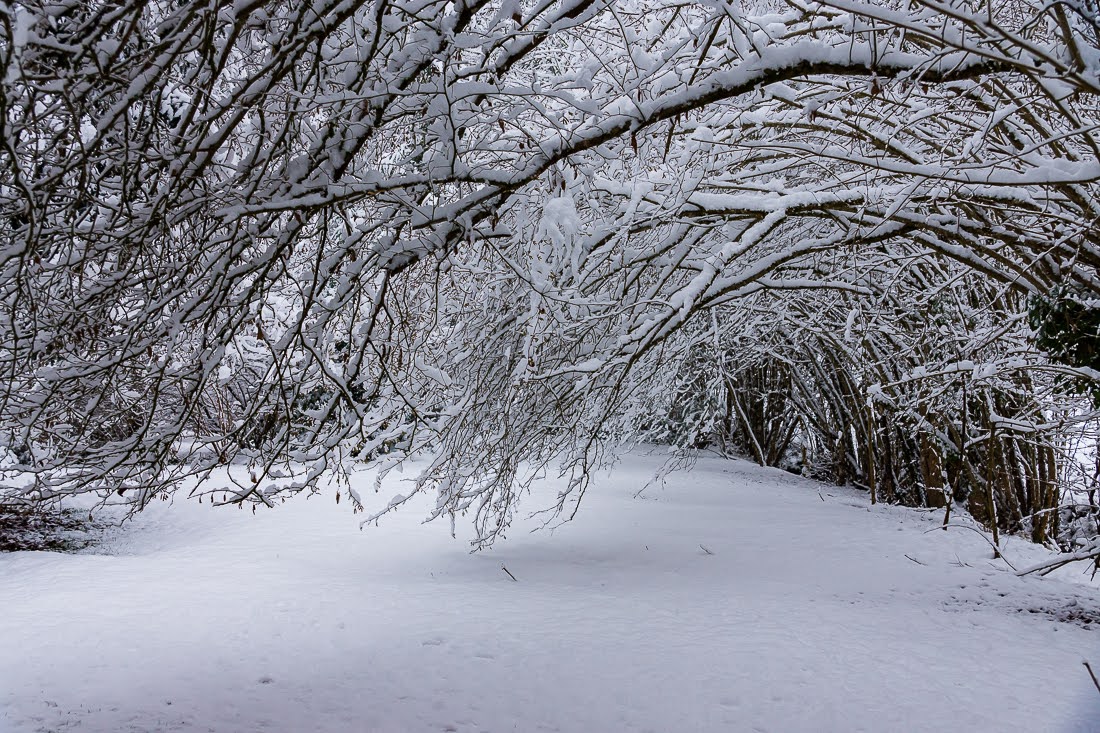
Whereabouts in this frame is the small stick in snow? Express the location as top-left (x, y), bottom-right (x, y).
top-left (926, 523), bottom-right (1017, 571)
top-left (501, 564), bottom-right (518, 582)
top-left (699, 544), bottom-right (714, 555)
top-left (1085, 660), bottom-right (1100, 696)
top-left (818, 492), bottom-right (825, 502)
top-left (904, 554), bottom-right (926, 566)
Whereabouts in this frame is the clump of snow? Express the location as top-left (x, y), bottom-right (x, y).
top-left (536, 195), bottom-right (581, 248)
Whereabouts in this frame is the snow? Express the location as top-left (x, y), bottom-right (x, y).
top-left (2, 452), bottom-right (1098, 733)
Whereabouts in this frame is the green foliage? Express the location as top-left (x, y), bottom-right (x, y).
top-left (1029, 288), bottom-right (1100, 405)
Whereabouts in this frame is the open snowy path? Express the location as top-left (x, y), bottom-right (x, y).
top-left (2, 453), bottom-right (1098, 732)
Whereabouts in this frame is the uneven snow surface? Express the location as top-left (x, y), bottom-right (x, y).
top-left (2, 453), bottom-right (1099, 732)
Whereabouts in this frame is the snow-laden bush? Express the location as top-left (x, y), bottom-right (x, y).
top-left (1, 0), bottom-right (1099, 562)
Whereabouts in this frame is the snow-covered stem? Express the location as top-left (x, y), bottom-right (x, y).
top-left (0, 0), bottom-right (1097, 556)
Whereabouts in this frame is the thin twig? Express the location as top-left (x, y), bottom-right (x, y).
top-left (904, 554), bottom-right (926, 566)
top-left (501, 564), bottom-right (518, 582)
top-left (1084, 660), bottom-right (1100, 696)
top-left (699, 543), bottom-right (715, 555)
top-left (926, 523), bottom-right (1017, 571)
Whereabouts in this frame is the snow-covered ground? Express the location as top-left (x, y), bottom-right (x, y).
top-left (2, 452), bottom-right (1098, 733)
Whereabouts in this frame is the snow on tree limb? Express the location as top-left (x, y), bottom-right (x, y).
top-left (0, 0), bottom-right (1098, 552)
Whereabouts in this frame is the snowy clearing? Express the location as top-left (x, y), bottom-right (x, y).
top-left (2, 452), bottom-right (1098, 733)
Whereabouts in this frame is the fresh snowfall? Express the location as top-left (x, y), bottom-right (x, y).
top-left (2, 452), bottom-right (1097, 733)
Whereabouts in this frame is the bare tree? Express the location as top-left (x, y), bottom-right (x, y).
top-left (1, 0), bottom-right (1098, 552)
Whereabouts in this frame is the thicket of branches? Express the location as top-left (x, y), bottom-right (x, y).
top-left (1, 0), bottom-right (1098, 562)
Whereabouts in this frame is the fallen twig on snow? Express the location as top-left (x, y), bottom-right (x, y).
top-left (925, 523), bottom-right (1017, 572)
top-left (952, 553), bottom-right (971, 568)
top-left (1084, 660), bottom-right (1100, 697)
top-left (1017, 539), bottom-right (1100, 577)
